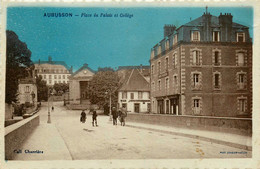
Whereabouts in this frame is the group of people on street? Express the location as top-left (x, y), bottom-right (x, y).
top-left (80, 108), bottom-right (98, 127)
top-left (80, 106), bottom-right (127, 127)
top-left (112, 107), bottom-right (127, 126)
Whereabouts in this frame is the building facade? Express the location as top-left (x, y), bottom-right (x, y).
top-left (33, 56), bottom-right (72, 85)
top-left (118, 69), bottom-right (150, 113)
top-left (150, 12), bottom-right (252, 117)
top-left (17, 78), bottom-right (38, 105)
top-left (68, 63), bottom-right (95, 104)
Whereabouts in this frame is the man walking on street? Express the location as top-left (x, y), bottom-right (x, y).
top-left (112, 107), bottom-right (118, 125)
top-left (80, 110), bottom-right (86, 123)
top-left (92, 110), bottom-right (98, 127)
top-left (121, 106), bottom-right (127, 126)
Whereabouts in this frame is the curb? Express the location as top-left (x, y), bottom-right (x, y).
top-left (126, 124), bottom-right (252, 151)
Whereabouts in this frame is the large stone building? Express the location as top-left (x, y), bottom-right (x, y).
top-left (118, 69), bottom-right (150, 113)
top-left (33, 56), bottom-right (72, 85)
top-left (150, 11), bottom-right (252, 117)
top-left (68, 63), bottom-right (95, 104)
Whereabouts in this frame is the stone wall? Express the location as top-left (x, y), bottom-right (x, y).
top-left (5, 103), bottom-right (14, 120)
top-left (5, 114), bottom-right (40, 160)
top-left (126, 113), bottom-right (252, 136)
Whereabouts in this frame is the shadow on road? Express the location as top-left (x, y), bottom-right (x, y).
top-left (83, 128), bottom-right (94, 132)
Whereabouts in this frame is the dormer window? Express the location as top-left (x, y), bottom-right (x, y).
top-left (237, 32), bottom-right (245, 42)
top-left (191, 31), bottom-right (200, 41)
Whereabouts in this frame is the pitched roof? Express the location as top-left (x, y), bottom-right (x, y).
top-left (33, 60), bottom-right (71, 70)
top-left (183, 15), bottom-right (248, 28)
top-left (71, 63), bottom-right (96, 77)
top-left (117, 65), bottom-right (150, 70)
top-left (119, 69), bottom-right (150, 92)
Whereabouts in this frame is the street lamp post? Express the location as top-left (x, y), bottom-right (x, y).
top-left (47, 87), bottom-right (51, 124)
top-left (105, 90), bottom-right (112, 121)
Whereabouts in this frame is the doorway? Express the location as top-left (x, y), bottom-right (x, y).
top-left (134, 103), bottom-right (140, 113)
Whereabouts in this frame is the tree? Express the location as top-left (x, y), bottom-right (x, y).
top-left (6, 30), bottom-right (33, 104)
top-left (53, 83), bottom-right (69, 95)
top-left (36, 75), bottom-right (48, 101)
top-left (89, 67), bottom-right (120, 107)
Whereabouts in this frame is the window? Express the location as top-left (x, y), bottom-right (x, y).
top-left (214, 51), bottom-right (220, 65)
top-left (158, 61), bottom-right (161, 74)
top-left (43, 75), bottom-right (46, 79)
top-left (122, 92), bottom-right (127, 99)
top-left (138, 92), bottom-right (143, 99)
top-left (165, 78), bottom-right (169, 89)
top-left (214, 74), bottom-right (220, 89)
top-left (165, 57), bottom-right (169, 71)
top-left (25, 86), bottom-right (30, 93)
top-left (238, 99), bottom-right (246, 113)
top-left (49, 80), bottom-right (52, 84)
top-left (152, 82), bottom-right (155, 91)
top-left (63, 75), bottom-right (65, 79)
top-left (191, 31), bottom-right (200, 41)
top-left (173, 54), bottom-right (177, 68)
top-left (238, 74), bottom-right (246, 89)
top-left (193, 74), bottom-right (199, 87)
top-left (193, 98), bottom-right (201, 115)
top-left (191, 72), bottom-right (202, 90)
top-left (151, 65), bottom-right (154, 74)
top-left (237, 53), bottom-right (245, 66)
top-left (213, 31), bottom-right (220, 42)
top-left (59, 75), bottom-right (61, 79)
top-left (67, 75), bottom-right (70, 78)
top-left (192, 51), bottom-right (200, 65)
top-left (54, 75), bottom-right (57, 79)
top-left (49, 75), bottom-right (52, 79)
top-left (131, 93), bottom-right (134, 99)
top-left (158, 80), bottom-right (161, 91)
top-left (237, 33), bottom-right (245, 42)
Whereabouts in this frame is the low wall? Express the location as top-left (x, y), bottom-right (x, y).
top-left (126, 113), bottom-right (252, 136)
top-left (5, 114), bottom-right (40, 160)
top-left (5, 103), bottom-right (14, 120)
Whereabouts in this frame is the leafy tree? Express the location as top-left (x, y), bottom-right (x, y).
top-left (53, 83), bottom-right (69, 95)
top-left (36, 75), bottom-right (48, 101)
top-left (6, 30), bottom-right (33, 104)
top-left (89, 67), bottom-right (120, 107)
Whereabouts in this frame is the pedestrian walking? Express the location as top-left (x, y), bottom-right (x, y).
top-left (80, 110), bottom-right (86, 123)
top-left (92, 110), bottom-right (98, 127)
top-left (121, 107), bottom-right (127, 126)
top-left (112, 107), bottom-right (118, 125)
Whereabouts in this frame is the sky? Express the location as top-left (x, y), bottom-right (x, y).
top-left (7, 7), bottom-right (253, 72)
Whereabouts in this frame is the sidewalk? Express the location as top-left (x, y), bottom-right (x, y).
top-left (13, 123), bottom-right (72, 160)
top-left (126, 122), bottom-right (252, 151)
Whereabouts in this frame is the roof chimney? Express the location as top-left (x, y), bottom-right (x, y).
top-left (38, 59), bottom-right (40, 65)
top-left (140, 64), bottom-right (143, 73)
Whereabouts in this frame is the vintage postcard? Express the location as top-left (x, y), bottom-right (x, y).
top-left (0, 1), bottom-right (259, 169)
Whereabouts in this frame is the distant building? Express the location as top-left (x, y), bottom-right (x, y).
top-left (118, 69), bottom-right (150, 113)
top-left (68, 63), bottom-right (95, 104)
top-left (33, 56), bottom-right (72, 85)
top-left (150, 11), bottom-right (252, 117)
top-left (17, 77), bottom-right (37, 105)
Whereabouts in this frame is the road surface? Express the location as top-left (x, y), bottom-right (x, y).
top-left (14, 102), bottom-right (251, 160)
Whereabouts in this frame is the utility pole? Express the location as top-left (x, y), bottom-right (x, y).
top-left (47, 87), bottom-right (51, 123)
